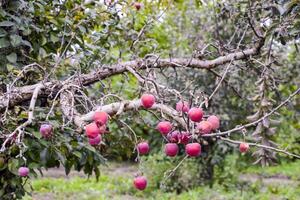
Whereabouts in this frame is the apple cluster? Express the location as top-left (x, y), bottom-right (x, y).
top-left (85, 111), bottom-right (109, 146)
top-left (133, 93), bottom-right (250, 190)
top-left (18, 93), bottom-right (250, 188)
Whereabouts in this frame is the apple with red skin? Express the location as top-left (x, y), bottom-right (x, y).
top-left (197, 121), bottom-right (213, 135)
top-left (178, 132), bottom-right (190, 145)
top-left (133, 2), bottom-right (142, 11)
top-left (18, 167), bottom-right (29, 177)
top-left (133, 176), bottom-right (147, 190)
top-left (185, 143), bottom-right (201, 157)
top-left (141, 94), bottom-right (155, 109)
top-left (157, 121), bottom-right (172, 135)
top-left (137, 141), bottom-right (150, 155)
top-left (164, 143), bottom-right (179, 157)
top-left (167, 131), bottom-right (190, 144)
top-left (39, 124), bottom-right (53, 138)
top-left (93, 111), bottom-right (109, 126)
top-left (85, 122), bottom-right (100, 138)
top-left (167, 131), bottom-right (180, 143)
top-left (89, 134), bottom-right (102, 146)
top-left (99, 124), bottom-right (107, 134)
top-left (188, 107), bottom-right (204, 122)
top-left (176, 101), bottom-right (190, 113)
top-left (239, 143), bottom-right (250, 153)
top-left (207, 115), bottom-right (220, 130)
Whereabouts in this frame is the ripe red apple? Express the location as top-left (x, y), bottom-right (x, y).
top-left (85, 122), bottom-right (100, 138)
top-left (141, 94), bottom-right (155, 109)
top-left (157, 121), bottom-right (172, 135)
top-left (39, 124), bottom-right (53, 138)
top-left (89, 134), bottom-right (102, 146)
top-left (239, 143), bottom-right (250, 153)
top-left (188, 107), bottom-right (204, 122)
top-left (185, 143), bottom-right (201, 157)
top-left (207, 115), bottom-right (220, 130)
top-left (18, 167), bottom-right (29, 177)
top-left (137, 142), bottom-right (150, 155)
top-left (164, 143), bottom-right (179, 157)
top-left (167, 131), bottom-right (190, 144)
top-left (99, 124), bottom-right (107, 134)
top-left (133, 2), bottom-right (142, 11)
top-left (178, 132), bottom-right (190, 145)
top-left (167, 131), bottom-right (179, 143)
top-left (133, 176), bottom-right (147, 190)
top-left (93, 111), bottom-right (109, 126)
top-left (176, 101), bottom-right (190, 113)
top-left (197, 121), bottom-right (213, 135)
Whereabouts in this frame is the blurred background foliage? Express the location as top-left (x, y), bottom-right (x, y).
top-left (0, 0), bottom-right (299, 199)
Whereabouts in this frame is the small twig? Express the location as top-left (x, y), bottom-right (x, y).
top-left (203, 87), bottom-right (300, 137)
top-left (1, 83), bottom-right (44, 152)
top-left (161, 155), bottom-right (188, 185)
top-left (220, 137), bottom-right (300, 159)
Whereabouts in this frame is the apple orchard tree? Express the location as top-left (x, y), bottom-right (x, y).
top-left (0, 0), bottom-right (300, 198)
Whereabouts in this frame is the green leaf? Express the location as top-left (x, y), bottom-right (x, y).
top-left (0, 38), bottom-right (10, 48)
top-left (0, 21), bottom-right (14, 27)
top-left (50, 33), bottom-right (59, 43)
top-left (38, 47), bottom-right (47, 59)
top-left (8, 158), bottom-right (19, 175)
top-left (0, 28), bottom-right (7, 37)
top-left (6, 53), bottom-right (17, 63)
top-left (56, 151), bottom-right (66, 165)
top-left (10, 34), bottom-right (22, 47)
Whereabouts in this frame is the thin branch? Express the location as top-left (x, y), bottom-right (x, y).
top-left (220, 137), bottom-right (300, 159)
top-left (203, 87), bottom-right (300, 137)
top-left (0, 83), bottom-right (44, 152)
top-left (80, 99), bottom-right (186, 128)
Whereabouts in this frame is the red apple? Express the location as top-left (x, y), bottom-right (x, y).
top-left (188, 107), bottom-right (204, 122)
top-left (178, 132), bottom-right (190, 145)
top-left (18, 167), bottom-right (29, 177)
top-left (99, 124), bottom-right (107, 134)
top-left (133, 2), bottom-right (142, 11)
top-left (141, 94), bottom-right (155, 109)
top-left (137, 142), bottom-right (150, 155)
top-left (133, 176), bottom-right (147, 190)
top-left (164, 143), bottom-right (179, 157)
top-left (167, 131), bottom-right (179, 143)
top-left (89, 134), bottom-right (102, 146)
top-left (239, 143), bottom-right (250, 153)
top-left (207, 115), bottom-right (220, 130)
top-left (197, 121), bottom-right (213, 135)
top-left (85, 122), bottom-right (100, 138)
top-left (39, 124), bottom-right (53, 138)
top-left (185, 143), bottom-right (201, 157)
top-left (176, 101), bottom-right (190, 113)
top-left (93, 111), bottom-right (109, 126)
top-left (157, 121), bottom-right (172, 135)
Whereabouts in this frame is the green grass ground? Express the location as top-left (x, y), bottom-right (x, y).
top-left (23, 161), bottom-right (300, 200)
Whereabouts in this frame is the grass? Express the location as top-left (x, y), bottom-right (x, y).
top-left (23, 167), bottom-right (300, 200)
top-left (242, 160), bottom-right (300, 180)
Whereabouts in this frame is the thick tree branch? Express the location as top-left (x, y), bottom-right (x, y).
top-left (60, 90), bottom-right (84, 128)
top-left (0, 39), bottom-right (264, 111)
top-left (80, 99), bottom-right (186, 128)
